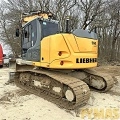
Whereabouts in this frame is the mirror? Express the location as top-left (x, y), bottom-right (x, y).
top-left (3, 54), bottom-right (6, 57)
top-left (16, 28), bottom-right (19, 37)
top-left (94, 26), bottom-right (97, 33)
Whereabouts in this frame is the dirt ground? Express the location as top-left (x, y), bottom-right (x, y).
top-left (0, 66), bottom-right (120, 120)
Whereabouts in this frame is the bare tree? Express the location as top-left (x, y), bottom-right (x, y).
top-left (76, 0), bottom-right (105, 30)
top-left (108, 0), bottom-right (120, 61)
top-left (0, 9), bottom-right (20, 56)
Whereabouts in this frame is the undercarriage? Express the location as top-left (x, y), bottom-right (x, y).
top-left (9, 64), bottom-right (114, 110)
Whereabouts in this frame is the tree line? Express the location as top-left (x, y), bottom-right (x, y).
top-left (0, 0), bottom-right (119, 62)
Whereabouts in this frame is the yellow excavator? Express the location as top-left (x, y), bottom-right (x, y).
top-left (10, 11), bottom-right (114, 110)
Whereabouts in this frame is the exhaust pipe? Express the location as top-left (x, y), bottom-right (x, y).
top-left (66, 18), bottom-right (69, 33)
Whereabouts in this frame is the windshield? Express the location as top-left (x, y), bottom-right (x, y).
top-left (41, 21), bottom-right (59, 38)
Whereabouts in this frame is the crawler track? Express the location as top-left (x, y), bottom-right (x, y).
top-left (83, 69), bottom-right (114, 92)
top-left (14, 69), bottom-right (90, 110)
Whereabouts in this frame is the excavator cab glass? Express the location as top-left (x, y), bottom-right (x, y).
top-left (21, 18), bottom-right (59, 61)
top-left (40, 20), bottom-right (59, 38)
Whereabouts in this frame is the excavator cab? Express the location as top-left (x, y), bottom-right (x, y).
top-left (21, 18), bottom-right (59, 62)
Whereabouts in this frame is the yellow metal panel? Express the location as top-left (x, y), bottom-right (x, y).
top-left (32, 33), bottom-right (98, 69)
top-left (49, 34), bottom-right (70, 63)
top-left (32, 62), bottom-right (49, 68)
top-left (40, 36), bottom-right (50, 67)
top-left (22, 14), bottom-right (49, 24)
top-left (32, 62), bottom-right (41, 66)
top-left (40, 62), bottom-right (50, 68)
top-left (75, 36), bottom-right (98, 53)
top-left (48, 33), bottom-right (98, 69)
top-left (23, 16), bottom-right (38, 23)
top-left (49, 53), bottom-right (97, 69)
top-left (62, 34), bottom-right (79, 52)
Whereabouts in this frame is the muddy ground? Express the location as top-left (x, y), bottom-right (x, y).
top-left (0, 66), bottom-right (120, 120)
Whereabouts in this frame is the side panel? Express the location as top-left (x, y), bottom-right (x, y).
top-left (33, 33), bottom-right (98, 69)
top-left (36, 34), bottom-right (71, 68)
top-left (26, 20), bottom-right (41, 61)
top-left (75, 37), bottom-right (98, 53)
top-left (49, 53), bottom-right (97, 69)
top-left (22, 19), bottom-right (41, 62)
top-left (49, 34), bottom-right (70, 63)
top-left (40, 36), bottom-right (50, 67)
top-left (49, 34), bottom-right (98, 69)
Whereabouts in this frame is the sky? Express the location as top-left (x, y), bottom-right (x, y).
top-left (0, 0), bottom-right (7, 3)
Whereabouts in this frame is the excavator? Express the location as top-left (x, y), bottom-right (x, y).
top-left (10, 11), bottom-right (114, 110)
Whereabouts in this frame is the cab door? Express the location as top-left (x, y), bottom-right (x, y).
top-left (22, 19), bottom-right (40, 62)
